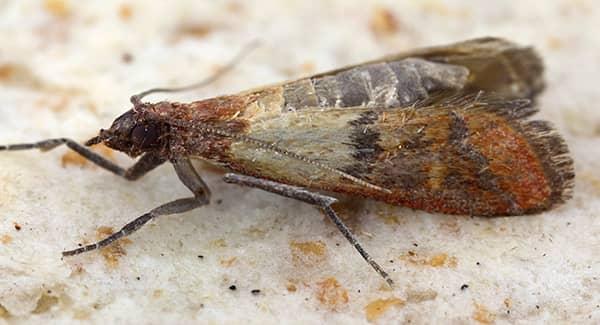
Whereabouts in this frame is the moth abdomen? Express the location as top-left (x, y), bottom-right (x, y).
top-left (283, 59), bottom-right (469, 111)
top-left (278, 37), bottom-right (545, 114)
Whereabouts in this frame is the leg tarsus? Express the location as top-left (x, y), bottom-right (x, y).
top-left (223, 173), bottom-right (394, 287)
top-left (321, 205), bottom-right (393, 287)
top-left (62, 198), bottom-right (202, 256)
top-left (1, 138), bottom-right (70, 152)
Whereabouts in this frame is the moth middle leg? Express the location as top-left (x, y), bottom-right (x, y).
top-left (222, 173), bottom-right (394, 286)
top-left (62, 158), bottom-right (210, 256)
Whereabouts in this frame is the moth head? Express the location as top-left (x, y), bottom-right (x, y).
top-left (86, 109), bottom-right (167, 157)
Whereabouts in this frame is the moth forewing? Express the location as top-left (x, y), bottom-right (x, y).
top-left (222, 94), bottom-right (573, 216)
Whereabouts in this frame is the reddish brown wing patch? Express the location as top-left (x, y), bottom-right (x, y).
top-left (467, 112), bottom-right (551, 212)
top-left (354, 98), bottom-right (574, 216)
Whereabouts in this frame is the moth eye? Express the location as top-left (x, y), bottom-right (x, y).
top-left (131, 124), bottom-right (159, 148)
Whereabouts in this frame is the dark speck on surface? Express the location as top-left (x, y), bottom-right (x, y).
top-left (121, 52), bottom-right (134, 63)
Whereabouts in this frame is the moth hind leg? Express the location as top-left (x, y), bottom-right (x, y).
top-left (223, 173), bottom-right (394, 287)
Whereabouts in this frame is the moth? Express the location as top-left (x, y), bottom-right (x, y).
top-left (0, 37), bottom-right (574, 285)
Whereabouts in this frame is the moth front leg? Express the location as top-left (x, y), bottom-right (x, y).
top-left (222, 173), bottom-right (394, 286)
top-left (62, 158), bottom-right (209, 256)
top-left (0, 138), bottom-right (165, 180)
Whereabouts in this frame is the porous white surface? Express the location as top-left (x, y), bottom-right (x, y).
top-left (0, 0), bottom-right (598, 323)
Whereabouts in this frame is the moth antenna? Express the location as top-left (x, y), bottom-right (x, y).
top-left (130, 39), bottom-right (261, 107)
top-left (198, 126), bottom-right (392, 193)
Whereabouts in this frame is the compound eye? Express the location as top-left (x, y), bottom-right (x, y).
top-left (131, 124), bottom-right (160, 148)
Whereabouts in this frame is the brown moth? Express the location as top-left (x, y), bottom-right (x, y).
top-left (0, 37), bottom-right (574, 285)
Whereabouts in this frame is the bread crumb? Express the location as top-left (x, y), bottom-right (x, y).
top-left (370, 7), bottom-right (399, 38)
top-left (316, 278), bottom-right (348, 310)
top-left (175, 24), bottom-right (214, 40)
top-left (406, 289), bottom-right (438, 303)
top-left (364, 298), bottom-right (405, 322)
top-left (220, 257), bottom-right (237, 267)
top-left (118, 4), bottom-right (133, 21)
top-left (0, 234), bottom-right (12, 244)
top-left (290, 240), bottom-right (327, 266)
top-left (210, 238), bottom-right (227, 248)
top-left (547, 36), bottom-right (564, 50)
top-left (473, 303), bottom-right (496, 324)
top-left (286, 283), bottom-right (297, 292)
top-left (43, 0), bottom-right (71, 18)
top-left (400, 251), bottom-right (458, 268)
top-left (97, 226), bottom-right (132, 268)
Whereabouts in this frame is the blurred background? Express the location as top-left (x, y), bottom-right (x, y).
top-left (0, 0), bottom-right (598, 323)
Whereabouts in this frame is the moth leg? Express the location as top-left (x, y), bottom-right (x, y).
top-left (222, 173), bottom-right (394, 287)
top-left (122, 153), bottom-right (167, 180)
top-left (62, 158), bottom-right (209, 256)
top-left (0, 138), bottom-right (165, 180)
